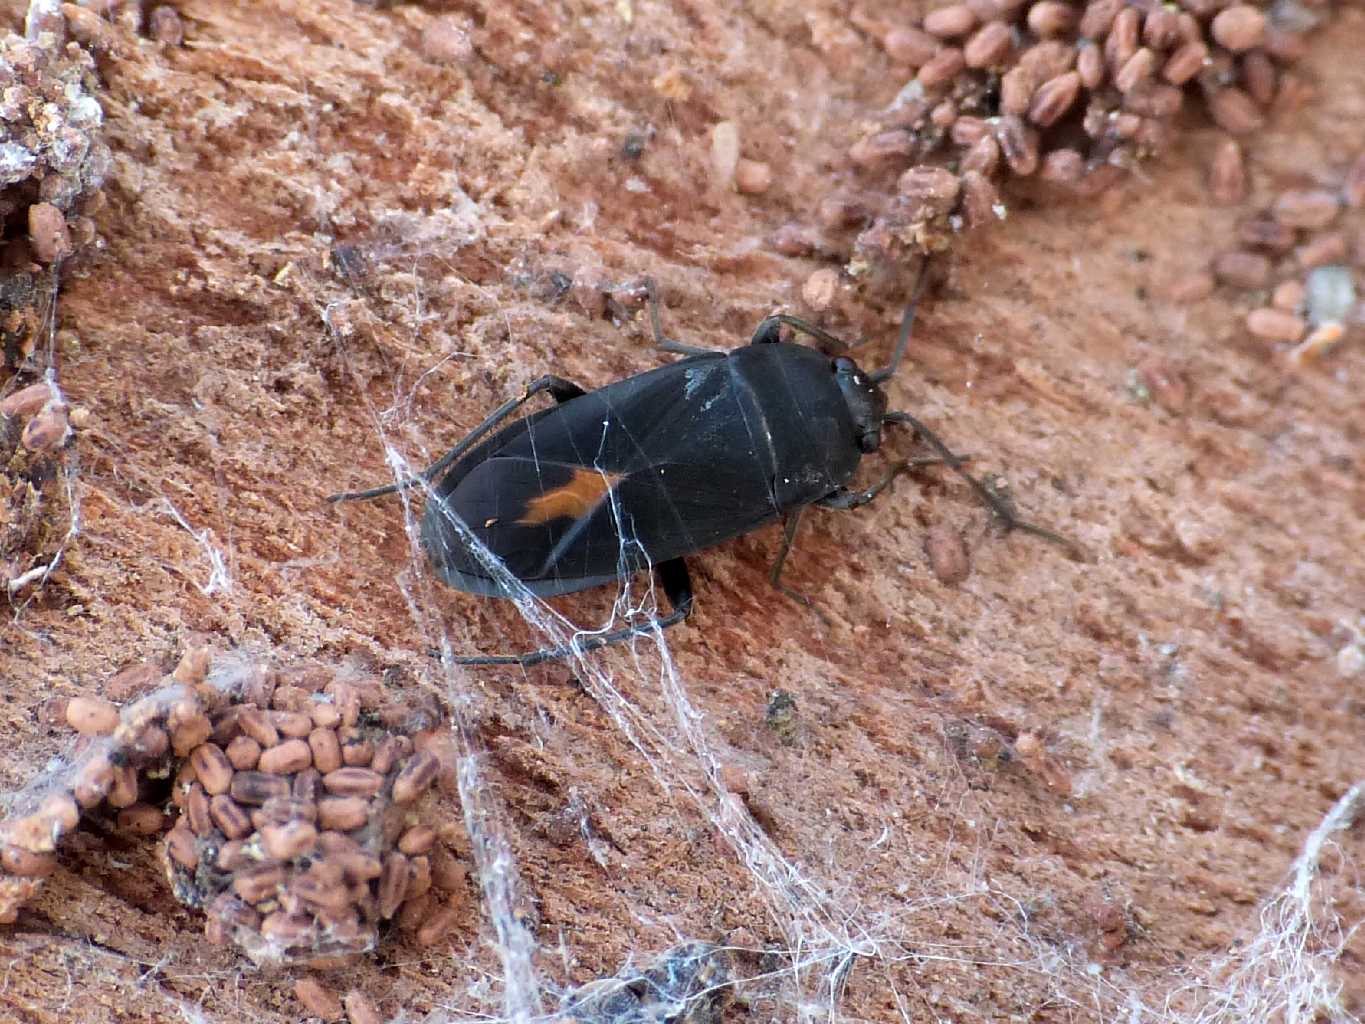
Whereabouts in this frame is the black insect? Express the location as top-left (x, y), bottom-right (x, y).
top-left (329, 274), bottom-right (1078, 665)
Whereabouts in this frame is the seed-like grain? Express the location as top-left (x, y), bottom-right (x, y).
top-left (323, 767), bottom-right (385, 798)
top-left (1115, 47), bottom-right (1155, 94)
top-left (117, 803), bottom-right (166, 835)
top-left (1162, 41), bottom-right (1207, 85)
top-left (309, 701), bottom-right (342, 730)
top-left (1, 844), bottom-right (57, 877)
top-left (225, 735), bottom-right (262, 770)
top-left (1104, 8), bottom-right (1139, 71)
top-left (924, 4), bottom-right (977, 38)
top-left (398, 825), bottom-right (437, 857)
top-left (1212, 5), bottom-right (1266, 52)
top-left (1273, 189), bottom-right (1340, 229)
top-left (66, 696), bottom-right (119, 736)
top-left (73, 754), bottom-right (114, 808)
top-left (1240, 50), bottom-right (1276, 106)
top-left (1296, 233), bottom-right (1347, 269)
top-left (230, 771), bottom-right (291, 805)
top-left (170, 712), bottom-right (213, 757)
top-left (393, 751), bottom-right (441, 804)
top-left (1079, 0), bottom-right (1120, 39)
top-left (1143, 7), bottom-right (1180, 48)
top-left (963, 21), bottom-right (1012, 67)
top-left (378, 852), bottom-right (410, 919)
top-left (166, 823), bottom-right (199, 869)
top-left (995, 115), bottom-right (1040, 176)
top-left (1208, 87), bottom-right (1264, 135)
top-left (959, 170), bottom-right (1002, 228)
top-left (210, 794), bottom-right (253, 840)
top-left (1272, 279), bottom-right (1306, 311)
top-left (293, 768), bottom-right (322, 803)
top-left (1028, 71), bottom-right (1081, 126)
top-left (917, 47), bottom-right (967, 88)
top-left (190, 743), bottom-right (234, 795)
top-left (261, 820), bottom-right (319, 861)
top-left (1027, 0), bottom-right (1074, 37)
top-left (999, 65), bottom-right (1037, 115)
top-left (260, 911), bottom-right (314, 948)
top-left (1076, 42), bottom-right (1104, 89)
top-left (186, 782), bottom-right (213, 836)
top-left (1246, 307), bottom-right (1306, 342)
top-left (271, 711), bottom-right (314, 739)
top-left (295, 977), bottom-right (344, 1022)
top-left (259, 738), bottom-right (312, 775)
top-left (318, 796), bottom-right (370, 831)
top-left (961, 134), bottom-right (1000, 176)
top-left (371, 735), bottom-right (410, 776)
top-left (849, 130), bottom-right (915, 168)
top-left (107, 764), bottom-right (139, 809)
top-left (1, 382), bottom-right (50, 419)
top-left (232, 863), bottom-right (286, 904)
top-left (237, 708), bottom-right (280, 748)
top-left (885, 25), bottom-right (941, 66)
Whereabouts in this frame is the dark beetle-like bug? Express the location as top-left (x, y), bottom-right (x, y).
top-left (329, 274), bottom-right (1077, 665)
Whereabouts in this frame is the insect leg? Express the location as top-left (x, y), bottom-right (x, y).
top-left (642, 277), bottom-right (714, 357)
top-left (750, 314), bottom-right (851, 354)
top-left (869, 256), bottom-right (931, 384)
top-left (326, 374), bottom-right (588, 503)
top-left (884, 411), bottom-right (1086, 558)
top-left (452, 558), bottom-right (695, 667)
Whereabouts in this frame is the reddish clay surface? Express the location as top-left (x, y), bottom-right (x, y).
top-left (1, 1), bottom-right (1363, 1021)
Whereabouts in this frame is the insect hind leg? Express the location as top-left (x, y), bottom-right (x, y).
top-left (452, 558), bottom-right (694, 667)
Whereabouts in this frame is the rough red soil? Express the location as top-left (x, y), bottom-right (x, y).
top-left (1, 0), bottom-right (1363, 1021)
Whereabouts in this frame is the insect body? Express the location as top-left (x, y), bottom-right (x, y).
top-left (331, 276), bottom-right (1076, 665)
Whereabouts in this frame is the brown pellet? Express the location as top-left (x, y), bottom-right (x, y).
top-left (170, 713), bottom-right (213, 758)
top-left (1, 844), bottom-right (57, 878)
top-left (884, 26), bottom-right (940, 66)
top-left (343, 990), bottom-right (383, 1024)
top-left (318, 830), bottom-right (365, 856)
top-left (133, 725), bottom-right (170, 761)
top-left (371, 735), bottom-right (410, 776)
top-left (1142, 7), bottom-right (1180, 48)
top-left (1208, 137), bottom-right (1246, 206)
top-left (230, 771), bottom-right (291, 805)
top-left (961, 134), bottom-right (1001, 176)
top-left (107, 764), bottom-right (139, 809)
top-left (21, 410), bottom-right (68, 453)
top-left (1344, 153), bottom-right (1365, 209)
top-left (1213, 251), bottom-right (1272, 289)
top-left (1162, 41), bottom-right (1207, 85)
top-left (323, 767), bottom-right (385, 798)
top-left (1208, 87), bottom-right (1264, 135)
top-left (117, 803), bottom-right (166, 835)
top-left (1246, 307), bottom-right (1306, 342)
top-left (261, 820), bottom-right (318, 861)
top-left (963, 20), bottom-right (1011, 67)
top-left (232, 863), bottom-right (286, 904)
top-left (917, 46), bottom-right (966, 88)
top-left (1273, 279), bottom-right (1306, 312)
top-left (71, 753), bottom-right (111, 808)
top-left (259, 738), bottom-right (312, 775)
top-left (41, 792), bottom-right (79, 834)
top-left (318, 796), bottom-right (370, 831)
top-left (261, 911), bottom-right (314, 948)
top-left (898, 166), bottom-right (961, 213)
top-left (1105, 8), bottom-right (1139, 71)
top-left (190, 743), bottom-right (234, 795)
top-left (951, 115), bottom-right (990, 147)
top-left (959, 170), bottom-right (1001, 229)
top-left (186, 782), bottom-right (213, 836)
top-left (1028, 71), bottom-right (1080, 127)
top-left (66, 696), bottom-right (119, 737)
top-left (398, 825), bottom-right (437, 857)
top-left (924, 526), bottom-right (971, 584)
top-left (848, 130), bottom-right (914, 167)
top-left (172, 648), bottom-right (210, 686)
top-left (209, 891), bottom-right (261, 931)
top-left (1079, 0), bottom-right (1120, 39)
top-left (271, 711), bottom-right (314, 739)
top-left (1040, 148), bottom-right (1085, 184)
top-left (1241, 50), bottom-right (1276, 106)
top-left (1027, 0), bottom-right (1074, 37)
top-left (1296, 233), bottom-right (1347, 269)
top-left (295, 977), bottom-right (344, 1022)
top-left (1212, 5), bottom-right (1265, 52)
top-left (393, 751), bottom-right (441, 805)
top-left (216, 840), bottom-right (249, 871)
top-left (210, 795), bottom-right (253, 840)
top-left (996, 115), bottom-right (1040, 176)
top-left (334, 851), bottom-right (383, 883)
top-left (1019, 40), bottom-right (1075, 82)
top-left (408, 855), bottom-right (433, 900)
top-left (1076, 42), bottom-right (1104, 89)
top-left (1, 382), bottom-right (51, 419)
top-left (924, 4), bottom-right (977, 38)
top-left (999, 65), bottom-right (1037, 115)
top-left (309, 701), bottom-right (342, 730)
top-left (291, 873), bottom-right (351, 914)
top-left (416, 902), bottom-right (459, 947)
top-left (378, 852), bottom-right (410, 919)
top-left (929, 98), bottom-right (957, 129)
top-left (1273, 190), bottom-right (1340, 230)
top-left (225, 734), bottom-right (262, 770)
top-left (237, 708), bottom-right (280, 748)
top-left (340, 734), bottom-right (375, 769)
top-left (1114, 47), bottom-right (1155, 94)
top-left (165, 823), bottom-right (198, 869)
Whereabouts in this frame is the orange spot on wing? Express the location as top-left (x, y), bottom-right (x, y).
top-left (516, 468), bottom-right (624, 525)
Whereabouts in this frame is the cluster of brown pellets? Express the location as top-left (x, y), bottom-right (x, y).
top-left (1180, 149), bottom-right (1364, 362)
top-left (0, 649), bottom-right (468, 967)
top-left (831, 0), bottom-right (1328, 267)
top-left (1, 378), bottom-right (85, 597)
